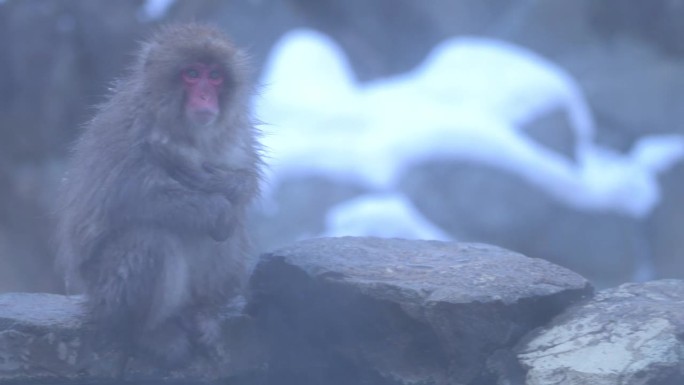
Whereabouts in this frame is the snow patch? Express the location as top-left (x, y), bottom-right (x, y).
top-left (138, 0), bottom-right (176, 21)
top-left (257, 29), bottom-right (684, 239)
top-left (324, 194), bottom-right (452, 241)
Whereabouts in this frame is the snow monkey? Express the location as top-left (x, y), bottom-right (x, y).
top-left (56, 23), bottom-right (261, 366)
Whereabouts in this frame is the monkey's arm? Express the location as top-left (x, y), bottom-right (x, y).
top-left (200, 162), bottom-right (259, 204)
top-left (145, 139), bottom-right (227, 193)
top-left (108, 164), bottom-right (233, 241)
top-left (146, 139), bottom-right (258, 203)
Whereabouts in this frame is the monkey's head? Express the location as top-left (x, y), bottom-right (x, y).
top-left (136, 23), bottom-right (249, 133)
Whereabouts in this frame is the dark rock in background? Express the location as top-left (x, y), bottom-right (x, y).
top-left (249, 237), bottom-right (592, 385)
top-left (2, 0), bottom-right (684, 292)
top-left (562, 41), bottom-right (684, 151)
top-left (0, 0), bottom-right (147, 293)
top-left (399, 159), bottom-right (648, 287)
top-left (517, 279), bottom-right (684, 385)
top-left (0, 0), bottom-right (146, 162)
top-left (287, 0), bottom-right (443, 81)
top-left (520, 107), bottom-right (578, 162)
top-left (592, 0), bottom-right (684, 58)
top-left (648, 162), bottom-right (684, 280)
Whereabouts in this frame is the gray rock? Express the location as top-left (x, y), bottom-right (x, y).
top-left (0, 293), bottom-right (263, 384)
top-left (399, 159), bottom-right (647, 288)
top-left (0, 0), bottom-right (148, 294)
top-left (517, 279), bottom-right (684, 385)
top-left (519, 107), bottom-right (577, 162)
top-left (497, 0), bottom-right (596, 61)
top-left (249, 237), bottom-right (592, 385)
top-left (0, 293), bottom-right (87, 382)
top-left (561, 39), bottom-right (684, 150)
top-left (592, 0), bottom-right (684, 57)
top-left (648, 162), bottom-right (684, 280)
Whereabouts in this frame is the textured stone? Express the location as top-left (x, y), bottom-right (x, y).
top-left (0, 293), bottom-right (263, 384)
top-left (250, 237), bottom-right (592, 384)
top-left (0, 294), bottom-right (87, 382)
top-left (518, 279), bottom-right (684, 385)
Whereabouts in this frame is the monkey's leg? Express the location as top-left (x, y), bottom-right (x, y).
top-left (77, 241), bottom-right (150, 377)
top-left (182, 250), bottom-right (250, 362)
top-left (136, 233), bottom-right (198, 368)
top-left (81, 229), bottom-right (194, 368)
top-left (137, 316), bottom-right (195, 368)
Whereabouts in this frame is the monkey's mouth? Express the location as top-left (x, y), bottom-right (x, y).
top-left (188, 110), bottom-right (219, 127)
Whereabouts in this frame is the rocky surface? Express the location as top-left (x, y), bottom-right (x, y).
top-left (0, 293), bottom-right (263, 384)
top-left (0, 237), bottom-right (592, 384)
top-left (4, 238), bottom-right (684, 384)
top-left (0, 294), bottom-right (88, 382)
top-left (249, 237), bottom-right (592, 384)
top-left (517, 279), bottom-right (684, 385)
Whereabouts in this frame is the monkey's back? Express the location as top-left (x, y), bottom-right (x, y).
top-left (55, 86), bottom-right (144, 292)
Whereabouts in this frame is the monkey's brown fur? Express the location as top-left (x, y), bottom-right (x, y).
top-left (56, 23), bottom-right (261, 365)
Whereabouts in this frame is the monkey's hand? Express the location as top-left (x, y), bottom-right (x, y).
top-left (202, 162), bottom-right (258, 202)
top-left (209, 197), bottom-right (234, 242)
top-left (145, 139), bottom-right (201, 184)
top-left (145, 139), bottom-right (224, 193)
top-left (201, 162), bottom-right (233, 191)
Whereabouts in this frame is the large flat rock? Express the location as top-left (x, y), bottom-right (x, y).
top-left (250, 237), bottom-right (593, 384)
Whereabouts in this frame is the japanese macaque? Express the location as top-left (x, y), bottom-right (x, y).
top-left (55, 23), bottom-right (261, 367)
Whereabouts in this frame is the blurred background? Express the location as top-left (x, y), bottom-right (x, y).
top-left (2, 0), bottom-right (684, 293)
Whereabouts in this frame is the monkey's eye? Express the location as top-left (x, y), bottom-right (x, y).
top-left (184, 68), bottom-right (200, 78)
top-left (209, 70), bottom-right (222, 80)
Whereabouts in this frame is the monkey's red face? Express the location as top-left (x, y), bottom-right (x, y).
top-left (182, 63), bottom-right (224, 127)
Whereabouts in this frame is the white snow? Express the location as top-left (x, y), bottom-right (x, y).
top-left (324, 194), bottom-right (452, 241)
top-left (256, 29), bottom-right (684, 238)
top-left (138, 0), bottom-right (176, 21)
